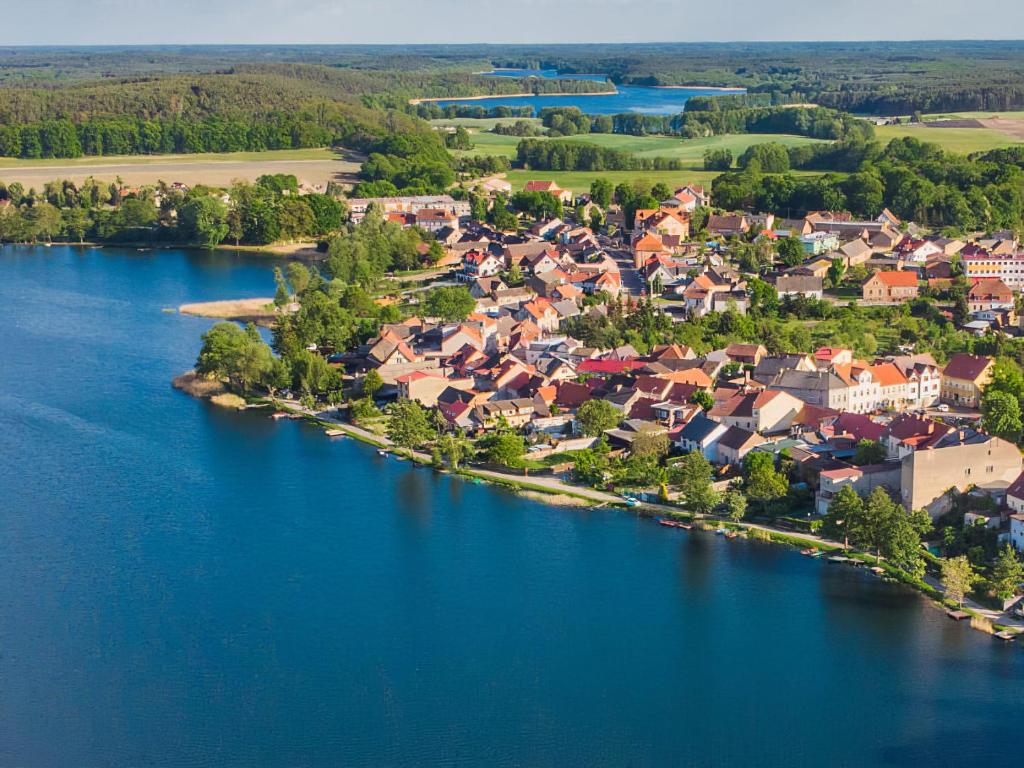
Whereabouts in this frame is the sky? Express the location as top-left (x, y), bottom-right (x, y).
top-left (3, 0), bottom-right (1023, 45)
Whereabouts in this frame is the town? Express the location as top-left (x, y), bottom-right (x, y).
top-left (185, 175), bottom-right (1024, 623)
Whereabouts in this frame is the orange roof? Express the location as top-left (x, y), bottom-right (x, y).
top-left (867, 362), bottom-right (908, 388)
top-left (871, 270), bottom-right (918, 287)
top-left (633, 233), bottom-right (665, 252)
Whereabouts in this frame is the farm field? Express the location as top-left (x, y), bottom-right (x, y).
top-left (0, 148), bottom-right (362, 187)
top-left (873, 123), bottom-right (1019, 154)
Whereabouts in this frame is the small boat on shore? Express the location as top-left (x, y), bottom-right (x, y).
top-left (377, 449), bottom-right (388, 456)
top-left (325, 429), bottom-right (345, 437)
top-left (724, 530), bottom-right (740, 539)
top-left (715, 528), bottom-right (726, 535)
top-left (994, 630), bottom-right (1017, 642)
top-left (800, 548), bottom-right (818, 556)
top-left (271, 411), bottom-right (295, 420)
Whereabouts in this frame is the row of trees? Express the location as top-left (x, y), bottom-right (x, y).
top-left (0, 174), bottom-right (347, 246)
top-left (516, 138), bottom-right (684, 172)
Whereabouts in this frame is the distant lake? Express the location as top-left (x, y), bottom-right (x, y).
top-left (2, 245), bottom-right (1022, 766)
top-left (436, 68), bottom-right (746, 115)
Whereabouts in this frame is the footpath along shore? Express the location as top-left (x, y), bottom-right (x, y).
top-left (262, 395), bottom-right (1024, 636)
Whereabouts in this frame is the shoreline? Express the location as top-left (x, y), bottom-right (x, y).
top-left (409, 90), bottom-right (619, 105)
top-left (173, 376), bottom-right (1022, 640)
top-left (650, 85), bottom-right (747, 92)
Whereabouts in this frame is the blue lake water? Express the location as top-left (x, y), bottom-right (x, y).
top-left (438, 68), bottom-right (745, 115)
top-left (1, 245), bottom-right (1023, 767)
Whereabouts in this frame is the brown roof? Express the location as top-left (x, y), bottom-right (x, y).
top-left (868, 270), bottom-right (918, 287)
top-left (942, 353), bottom-right (992, 382)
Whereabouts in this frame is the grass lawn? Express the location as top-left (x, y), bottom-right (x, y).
top-left (0, 147), bottom-right (338, 169)
top-left (874, 124), bottom-right (1017, 155)
top-left (431, 117), bottom-right (542, 131)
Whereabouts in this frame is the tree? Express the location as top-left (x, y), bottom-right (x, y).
top-left (777, 236), bottom-right (805, 267)
top-left (487, 432), bottom-right (525, 467)
top-left (575, 399), bottom-right (621, 437)
top-left (273, 267), bottom-right (290, 308)
top-left (690, 389), bottom-right (714, 411)
top-left (853, 439), bottom-right (887, 465)
top-left (880, 506), bottom-right (925, 579)
top-left (285, 262), bottom-right (311, 295)
top-left (423, 285), bottom-right (475, 322)
top-left (439, 432), bottom-right (472, 470)
top-left (362, 368), bottom-right (384, 399)
top-left (195, 321), bottom-right (274, 394)
top-left (744, 452), bottom-right (788, 513)
top-left (826, 258), bottom-right (846, 288)
top-left (386, 398), bottom-right (435, 450)
top-left (670, 452), bottom-right (719, 514)
top-left (723, 489), bottom-right (748, 522)
top-left (180, 195), bottom-right (228, 248)
top-left (632, 428), bottom-right (670, 459)
top-left (982, 389), bottom-right (1022, 442)
top-left (941, 555), bottom-right (977, 607)
top-left (822, 484), bottom-right (863, 548)
top-left (991, 544), bottom-right (1024, 601)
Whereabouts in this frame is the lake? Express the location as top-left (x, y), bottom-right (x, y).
top-left (1, 245), bottom-right (1022, 767)
top-left (436, 68), bottom-right (745, 115)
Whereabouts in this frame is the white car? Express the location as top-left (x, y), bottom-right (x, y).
top-left (937, 404), bottom-right (950, 413)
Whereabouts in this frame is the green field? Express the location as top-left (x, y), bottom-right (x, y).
top-left (503, 168), bottom-right (825, 194)
top-left (445, 123), bottom-right (827, 167)
top-left (873, 123), bottom-right (1018, 155)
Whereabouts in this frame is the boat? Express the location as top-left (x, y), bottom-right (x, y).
top-left (325, 429), bottom-right (345, 437)
top-left (724, 530), bottom-right (740, 539)
top-left (271, 411), bottom-right (289, 420)
top-left (870, 566), bottom-right (886, 575)
top-left (623, 499), bottom-right (640, 508)
top-left (994, 630), bottom-right (1017, 642)
top-left (828, 555), bottom-right (850, 564)
top-left (715, 528), bottom-right (726, 535)
top-left (800, 548), bottom-right (818, 556)
top-left (377, 449), bottom-right (388, 456)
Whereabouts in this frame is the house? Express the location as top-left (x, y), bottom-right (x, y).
top-left (395, 371), bottom-right (473, 407)
top-left (967, 278), bottom-right (1013, 312)
top-left (814, 347), bottom-right (853, 370)
top-left (473, 398), bottom-right (537, 430)
top-left (635, 208), bottom-right (691, 239)
top-left (800, 232), bottom-right (840, 256)
top-left (523, 180), bottom-right (573, 205)
top-left (707, 213), bottom-right (749, 238)
top-left (884, 354), bottom-right (942, 407)
top-left (716, 426), bottom-right (766, 466)
top-left (862, 270), bottom-right (919, 303)
top-left (774, 274), bottom-right (823, 299)
top-left (416, 208), bottom-right (460, 233)
top-left (724, 343), bottom-right (767, 366)
top-left (900, 432), bottom-right (1022, 515)
top-left (769, 369), bottom-right (854, 411)
top-left (676, 184), bottom-right (710, 208)
top-left (461, 250), bottom-right (504, 279)
top-left (708, 389), bottom-right (805, 434)
top-left (1011, 514), bottom-right (1024, 553)
top-left (835, 239), bottom-right (873, 267)
top-left (816, 465), bottom-right (903, 515)
top-left (867, 362), bottom-right (910, 409)
top-left (675, 413), bottom-right (729, 461)
top-left (940, 353), bottom-right (993, 408)
top-left (631, 231), bottom-right (667, 269)
top-left (751, 354), bottom-right (817, 385)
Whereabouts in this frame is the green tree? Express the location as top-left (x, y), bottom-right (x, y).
top-left (826, 258), bottom-right (846, 288)
top-left (195, 321), bottom-right (274, 394)
top-left (423, 285), bottom-right (475, 322)
top-left (285, 262), bottom-right (311, 295)
top-left (439, 432), bottom-right (472, 470)
top-left (589, 178), bottom-right (613, 208)
top-left (179, 195), bottom-right (228, 248)
top-left (689, 389), bottom-right (714, 411)
top-left (273, 267), bottom-right (290, 308)
top-left (982, 389), bottom-right (1022, 442)
top-left (723, 489), bottom-right (748, 522)
top-left (487, 432), bottom-right (526, 467)
top-left (386, 398), bottom-right (435, 450)
top-left (744, 452), bottom-right (788, 513)
top-left (941, 555), bottom-right (977, 607)
top-left (880, 505), bottom-right (925, 579)
top-left (670, 452), bottom-right (720, 515)
top-left (822, 484), bottom-right (863, 547)
top-left (575, 399), bottom-right (621, 437)
top-left (777, 236), bottom-right (805, 267)
top-left (853, 439), bottom-right (887, 466)
top-left (991, 544), bottom-right (1024, 601)
top-left (362, 368), bottom-right (384, 399)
